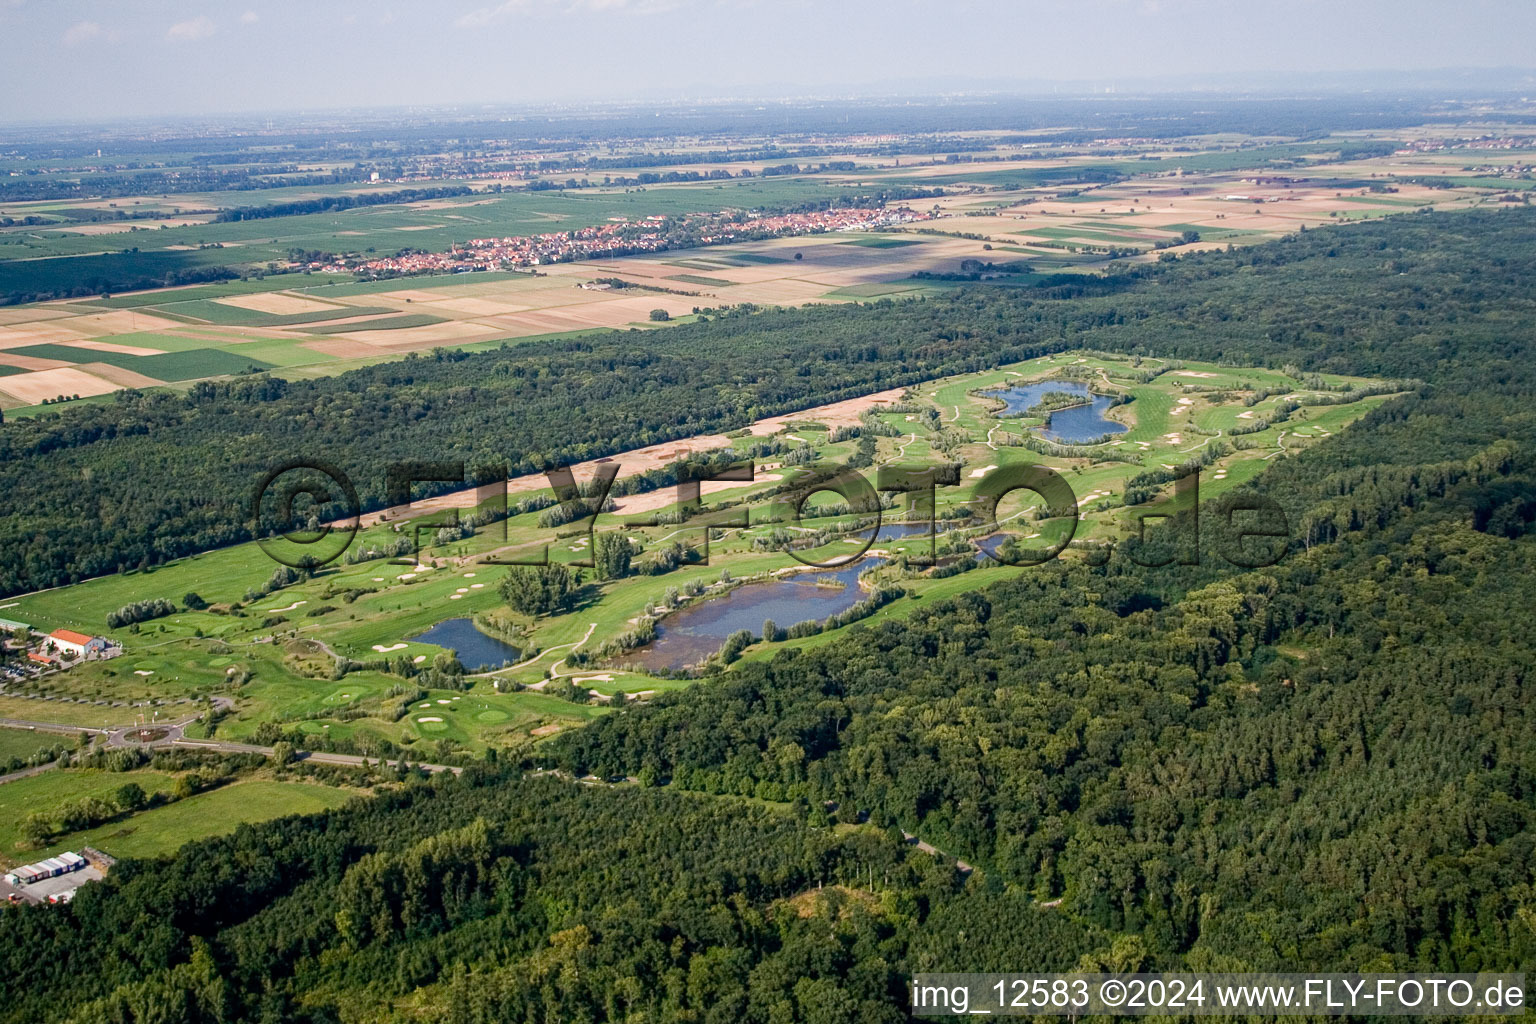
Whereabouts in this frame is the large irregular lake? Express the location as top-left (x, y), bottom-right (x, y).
top-left (409, 617), bottom-right (523, 671)
top-left (625, 557), bottom-right (887, 671)
top-left (983, 379), bottom-right (1127, 444)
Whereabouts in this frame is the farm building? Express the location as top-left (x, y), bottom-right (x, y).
top-left (0, 617), bottom-right (29, 632)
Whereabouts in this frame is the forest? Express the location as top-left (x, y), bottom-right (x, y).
top-left (0, 206), bottom-right (1533, 1020)
top-left (3, 206), bottom-right (1533, 599)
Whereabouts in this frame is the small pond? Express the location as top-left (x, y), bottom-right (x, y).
top-left (982, 380), bottom-right (1127, 444)
top-left (409, 618), bottom-right (523, 671)
top-left (625, 557), bottom-right (887, 671)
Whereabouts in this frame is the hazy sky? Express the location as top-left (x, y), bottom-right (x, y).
top-left (3, 0), bottom-right (1535, 121)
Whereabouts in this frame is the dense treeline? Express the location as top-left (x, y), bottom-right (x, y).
top-left (0, 774), bottom-right (1090, 1024)
top-left (0, 292), bottom-right (1063, 595)
top-left (2, 207), bottom-right (1533, 598)
top-left (2, 205), bottom-right (1535, 1020)
top-left (550, 206), bottom-right (1536, 979)
top-left (212, 186), bottom-right (474, 222)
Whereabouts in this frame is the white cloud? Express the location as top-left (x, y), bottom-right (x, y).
top-left (166, 15), bottom-right (216, 41)
top-left (62, 20), bottom-right (102, 45)
top-left (240, 10), bottom-right (259, 24)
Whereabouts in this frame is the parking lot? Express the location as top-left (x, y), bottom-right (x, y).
top-left (1, 865), bottom-right (104, 906)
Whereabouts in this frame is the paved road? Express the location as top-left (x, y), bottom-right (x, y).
top-left (0, 717), bottom-right (105, 736)
top-left (0, 760), bottom-right (60, 786)
top-left (170, 738), bottom-right (461, 775)
top-left (0, 699), bottom-right (461, 782)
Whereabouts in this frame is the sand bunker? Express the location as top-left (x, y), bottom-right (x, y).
top-left (372, 643), bottom-right (408, 653)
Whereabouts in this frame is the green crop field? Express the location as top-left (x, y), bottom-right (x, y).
top-left (302, 313), bottom-right (448, 333)
top-left (145, 299), bottom-right (395, 327)
top-left (839, 236), bottom-right (921, 248)
top-left (666, 274), bottom-right (733, 287)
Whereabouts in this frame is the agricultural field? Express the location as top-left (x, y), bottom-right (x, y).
top-left (0, 135), bottom-right (1516, 414)
top-left (0, 351), bottom-right (1398, 781)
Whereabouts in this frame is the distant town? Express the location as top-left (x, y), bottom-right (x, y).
top-left (310, 204), bottom-right (934, 278)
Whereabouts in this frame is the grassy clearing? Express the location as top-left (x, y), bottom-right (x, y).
top-left (0, 768), bottom-right (177, 858)
top-left (0, 726), bottom-right (65, 763)
top-left (27, 777), bottom-right (359, 864)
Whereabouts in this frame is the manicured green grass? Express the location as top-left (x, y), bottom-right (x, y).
top-left (204, 339), bottom-right (340, 368)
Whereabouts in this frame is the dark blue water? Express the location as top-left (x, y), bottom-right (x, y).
top-left (627, 558), bottom-right (887, 670)
top-left (875, 521), bottom-right (955, 540)
top-left (983, 380), bottom-right (1127, 443)
top-left (973, 534), bottom-right (1015, 560)
top-left (409, 618), bottom-right (523, 671)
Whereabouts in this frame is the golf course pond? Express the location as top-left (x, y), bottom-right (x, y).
top-left (982, 380), bottom-right (1127, 443)
top-left (625, 556), bottom-right (888, 671)
top-left (408, 618), bottom-right (523, 671)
